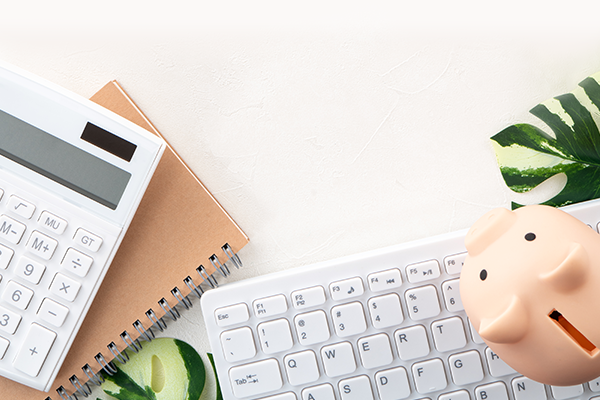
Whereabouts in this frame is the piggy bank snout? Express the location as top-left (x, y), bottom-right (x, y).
top-left (465, 208), bottom-right (517, 256)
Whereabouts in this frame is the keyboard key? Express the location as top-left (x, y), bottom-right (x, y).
top-left (368, 293), bottom-right (404, 329)
top-left (49, 273), bottom-right (81, 302)
top-left (329, 277), bottom-right (364, 301)
top-left (431, 317), bottom-right (467, 352)
top-left (302, 384), bottom-right (335, 400)
top-left (220, 326), bottom-right (256, 362)
top-left (395, 325), bottom-right (430, 360)
top-left (449, 350), bottom-right (484, 385)
top-left (590, 378), bottom-right (600, 392)
top-left (2, 280), bottom-right (34, 310)
top-left (16, 256), bottom-right (46, 285)
top-left (0, 243), bottom-right (14, 269)
top-left (512, 377), bottom-right (547, 400)
top-left (357, 333), bottom-right (393, 369)
top-left (61, 248), bottom-right (93, 278)
top-left (367, 268), bottom-right (402, 292)
top-left (258, 318), bottom-right (293, 354)
top-left (37, 298), bottom-right (69, 328)
top-left (442, 279), bottom-right (464, 312)
top-left (258, 394), bottom-right (297, 400)
top-left (0, 215), bottom-right (26, 244)
top-left (26, 231), bottom-right (57, 260)
top-left (0, 305), bottom-right (22, 334)
top-left (321, 341), bottom-right (356, 377)
top-left (291, 286), bottom-right (326, 309)
top-left (475, 382), bottom-right (509, 400)
top-left (229, 358), bottom-right (283, 398)
top-left (215, 303), bottom-right (249, 327)
top-left (406, 259), bottom-right (441, 283)
top-left (37, 211), bottom-right (67, 235)
top-left (73, 228), bottom-right (102, 252)
top-left (550, 385), bottom-right (584, 400)
top-left (284, 350), bottom-right (319, 386)
top-left (485, 347), bottom-right (516, 377)
top-left (8, 196), bottom-right (35, 219)
top-left (412, 358), bottom-right (447, 394)
top-left (469, 319), bottom-right (485, 344)
top-left (338, 375), bottom-right (374, 400)
top-left (0, 336), bottom-right (8, 359)
top-left (253, 294), bottom-right (288, 318)
top-left (405, 285), bottom-right (441, 321)
top-left (13, 323), bottom-right (56, 377)
top-left (440, 390), bottom-right (471, 400)
top-left (375, 366), bottom-right (411, 400)
top-left (444, 252), bottom-right (467, 275)
top-left (331, 302), bottom-right (367, 337)
top-left (294, 310), bottom-right (330, 345)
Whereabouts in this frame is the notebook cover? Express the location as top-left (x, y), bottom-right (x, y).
top-left (0, 81), bottom-right (249, 398)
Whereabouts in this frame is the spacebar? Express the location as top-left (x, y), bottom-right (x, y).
top-left (229, 358), bottom-right (282, 398)
top-left (14, 323), bottom-right (56, 377)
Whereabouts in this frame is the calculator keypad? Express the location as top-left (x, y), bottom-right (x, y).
top-left (0, 174), bottom-right (119, 388)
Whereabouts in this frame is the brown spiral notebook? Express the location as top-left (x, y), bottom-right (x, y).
top-left (0, 81), bottom-right (249, 399)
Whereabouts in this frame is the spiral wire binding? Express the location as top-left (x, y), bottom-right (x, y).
top-left (210, 254), bottom-right (230, 277)
top-left (49, 245), bottom-right (240, 399)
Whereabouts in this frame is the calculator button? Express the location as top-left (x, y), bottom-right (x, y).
top-left (61, 248), bottom-right (93, 277)
top-left (0, 215), bottom-right (26, 244)
top-left (253, 294), bottom-right (288, 318)
top-left (8, 196), bottom-right (35, 219)
top-left (215, 303), bottom-right (249, 327)
top-left (329, 277), bottom-right (364, 301)
top-left (0, 305), bottom-right (22, 334)
top-left (13, 323), bottom-right (56, 377)
top-left (2, 281), bottom-right (34, 310)
top-left (291, 286), bottom-right (326, 309)
top-left (15, 257), bottom-right (46, 285)
top-left (37, 298), bottom-right (69, 327)
top-left (26, 231), bottom-right (58, 260)
top-left (49, 273), bottom-right (81, 302)
top-left (0, 244), bottom-right (14, 270)
top-left (0, 336), bottom-right (8, 359)
top-left (73, 228), bottom-right (102, 252)
top-left (37, 211), bottom-right (67, 235)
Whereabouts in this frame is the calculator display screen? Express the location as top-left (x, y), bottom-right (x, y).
top-left (0, 110), bottom-right (131, 210)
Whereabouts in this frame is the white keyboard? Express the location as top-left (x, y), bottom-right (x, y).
top-left (201, 199), bottom-right (600, 400)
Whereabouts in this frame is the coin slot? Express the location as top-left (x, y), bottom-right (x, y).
top-left (549, 309), bottom-right (598, 355)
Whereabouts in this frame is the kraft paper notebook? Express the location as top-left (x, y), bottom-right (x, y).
top-left (0, 81), bottom-right (249, 399)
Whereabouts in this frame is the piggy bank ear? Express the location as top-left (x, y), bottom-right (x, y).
top-left (465, 208), bottom-right (517, 256)
top-left (479, 295), bottom-right (528, 344)
top-left (540, 243), bottom-right (589, 292)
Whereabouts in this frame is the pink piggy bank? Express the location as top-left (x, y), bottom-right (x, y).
top-left (460, 205), bottom-right (600, 386)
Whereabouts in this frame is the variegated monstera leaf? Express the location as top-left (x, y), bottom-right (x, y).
top-left (492, 72), bottom-right (600, 209)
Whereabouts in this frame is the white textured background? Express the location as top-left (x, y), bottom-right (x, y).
top-left (3, 1), bottom-right (600, 399)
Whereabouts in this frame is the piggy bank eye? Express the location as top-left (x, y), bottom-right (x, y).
top-left (525, 232), bottom-right (536, 241)
top-left (480, 269), bottom-right (487, 281)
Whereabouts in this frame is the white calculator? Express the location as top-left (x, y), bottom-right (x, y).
top-left (0, 61), bottom-right (165, 391)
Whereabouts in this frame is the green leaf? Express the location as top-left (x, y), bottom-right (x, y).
top-left (207, 353), bottom-right (223, 400)
top-left (491, 72), bottom-right (600, 208)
